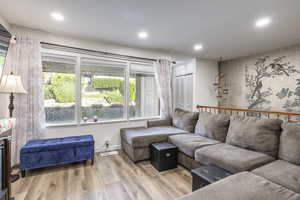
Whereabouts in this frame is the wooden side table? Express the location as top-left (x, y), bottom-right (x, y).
top-left (0, 129), bottom-right (13, 200)
top-left (191, 165), bottom-right (232, 191)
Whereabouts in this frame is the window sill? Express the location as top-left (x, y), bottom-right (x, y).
top-left (80, 119), bottom-right (127, 126)
top-left (46, 123), bottom-right (77, 128)
top-left (46, 116), bottom-right (160, 128)
top-left (128, 116), bottom-right (160, 121)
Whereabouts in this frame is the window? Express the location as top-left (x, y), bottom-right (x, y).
top-left (41, 49), bottom-right (160, 126)
top-left (0, 37), bottom-right (9, 79)
top-left (81, 58), bottom-right (126, 122)
top-left (129, 63), bottom-right (159, 118)
top-left (42, 54), bottom-right (77, 125)
top-left (0, 50), bottom-right (5, 76)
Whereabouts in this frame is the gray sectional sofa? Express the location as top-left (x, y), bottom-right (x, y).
top-left (120, 108), bottom-right (300, 199)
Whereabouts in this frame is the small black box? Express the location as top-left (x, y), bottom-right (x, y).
top-left (150, 142), bottom-right (178, 172)
top-left (191, 165), bottom-right (232, 191)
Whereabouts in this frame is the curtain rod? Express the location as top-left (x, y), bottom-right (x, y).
top-left (40, 42), bottom-right (176, 64)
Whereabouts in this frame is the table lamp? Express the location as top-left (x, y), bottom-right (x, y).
top-left (0, 72), bottom-right (27, 117)
top-left (0, 73), bottom-right (27, 184)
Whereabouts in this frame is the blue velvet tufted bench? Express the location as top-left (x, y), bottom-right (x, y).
top-left (20, 135), bottom-right (94, 177)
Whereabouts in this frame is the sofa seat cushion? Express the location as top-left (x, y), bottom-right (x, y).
top-left (177, 172), bottom-right (300, 200)
top-left (168, 134), bottom-right (220, 158)
top-left (21, 135), bottom-right (94, 153)
top-left (121, 126), bottom-right (188, 148)
top-left (252, 160), bottom-right (300, 194)
top-left (226, 115), bottom-right (282, 157)
top-left (195, 143), bottom-right (275, 173)
top-left (195, 112), bottom-right (230, 142)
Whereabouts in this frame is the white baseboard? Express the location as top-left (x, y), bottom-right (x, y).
top-left (95, 145), bottom-right (121, 153)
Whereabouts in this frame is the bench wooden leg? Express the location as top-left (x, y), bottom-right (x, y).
top-left (21, 170), bottom-right (26, 178)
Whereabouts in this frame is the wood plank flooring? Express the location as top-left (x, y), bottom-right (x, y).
top-left (12, 151), bottom-right (192, 200)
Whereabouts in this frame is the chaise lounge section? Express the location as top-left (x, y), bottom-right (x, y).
top-left (121, 124), bottom-right (188, 162)
top-left (121, 108), bottom-right (199, 163)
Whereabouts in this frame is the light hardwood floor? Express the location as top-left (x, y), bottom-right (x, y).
top-left (12, 151), bottom-right (192, 200)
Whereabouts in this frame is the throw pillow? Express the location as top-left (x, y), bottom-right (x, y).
top-left (279, 122), bottom-right (300, 165)
top-left (172, 108), bottom-right (198, 132)
top-left (195, 112), bottom-right (230, 142)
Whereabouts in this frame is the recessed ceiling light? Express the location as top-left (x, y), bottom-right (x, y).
top-left (194, 44), bottom-right (203, 51)
top-left (138, 31), bottom-right (148, 39)
top-left (51, 12), bottom-right (64, 21)
top-left (255, 17), bottom-right (271, 28)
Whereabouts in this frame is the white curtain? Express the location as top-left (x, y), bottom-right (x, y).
top-left (4, 36), bottom-right (46, 165)
top-left (154, 59), bottom-right (173, 119)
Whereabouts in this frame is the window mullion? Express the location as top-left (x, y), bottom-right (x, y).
top-left (124, 62), bottom-right (130, 120)
top-left (75, 56), bottom-right (81, 125)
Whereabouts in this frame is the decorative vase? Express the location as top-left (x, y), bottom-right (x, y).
top-left (83, 117), bottom-right (88, 122)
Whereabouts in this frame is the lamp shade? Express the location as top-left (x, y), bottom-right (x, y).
top-left (0, 74), bottom-right (27, 94)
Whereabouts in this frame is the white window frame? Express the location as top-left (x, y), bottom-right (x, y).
top-left (41, 48), bottom-right (160, 127)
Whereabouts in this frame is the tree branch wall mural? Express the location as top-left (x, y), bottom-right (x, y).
top-left (245, 56), bottom-right (300, 109)
top-left (219, 45), bottom-right (300, 114)
top-left (281, 79), bottom-right (300, 112)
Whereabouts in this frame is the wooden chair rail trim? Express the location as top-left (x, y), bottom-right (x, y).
top-left (197, 105), bottom-right (300, 117)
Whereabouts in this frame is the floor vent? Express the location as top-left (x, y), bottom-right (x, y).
top-left (100, 151), bottom-right (119, 157)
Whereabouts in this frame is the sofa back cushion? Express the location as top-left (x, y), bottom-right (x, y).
top-left (172, 108), bottom-right (198, 132)
top-left (195, 112), bottom-right (230, 142)
top-left (279, 122), bottom-right (300, 165)
top-left (226, 115), bottom-right (282, 157)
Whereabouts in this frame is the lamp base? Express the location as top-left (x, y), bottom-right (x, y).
top-left (9, 93), bottom-right (14, 118)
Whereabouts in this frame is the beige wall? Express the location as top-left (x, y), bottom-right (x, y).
top-left (1, 24), bottom-right (218, 151)
top-left (2, 24), bottom-right (191, 152)
top-left (10, 25), bottom-right (183, 60)
top-left (46, 120), bottom-right (147, 152)
top-left (0, 14), bottom-right (10, 32)
top-left (193, 58), bottom-right (219, 109)
top-left (172, 58), bottom-right (219, 112)
top-left (220, 44), bottom-right (300, 112)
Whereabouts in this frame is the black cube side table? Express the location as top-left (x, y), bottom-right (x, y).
top-left (150, 142), bottom-right (178, 172)
top-left (191, 165), bottom-right (232, 191)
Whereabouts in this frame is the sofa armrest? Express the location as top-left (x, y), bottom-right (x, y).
top-left (147, 119), bottom-right (172, 128)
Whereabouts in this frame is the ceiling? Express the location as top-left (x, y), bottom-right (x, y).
top-left (1, 0), bottom-right (300, 60)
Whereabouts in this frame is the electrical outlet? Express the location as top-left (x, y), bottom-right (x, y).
top-left (104, 138), bottom-right (111, 150)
